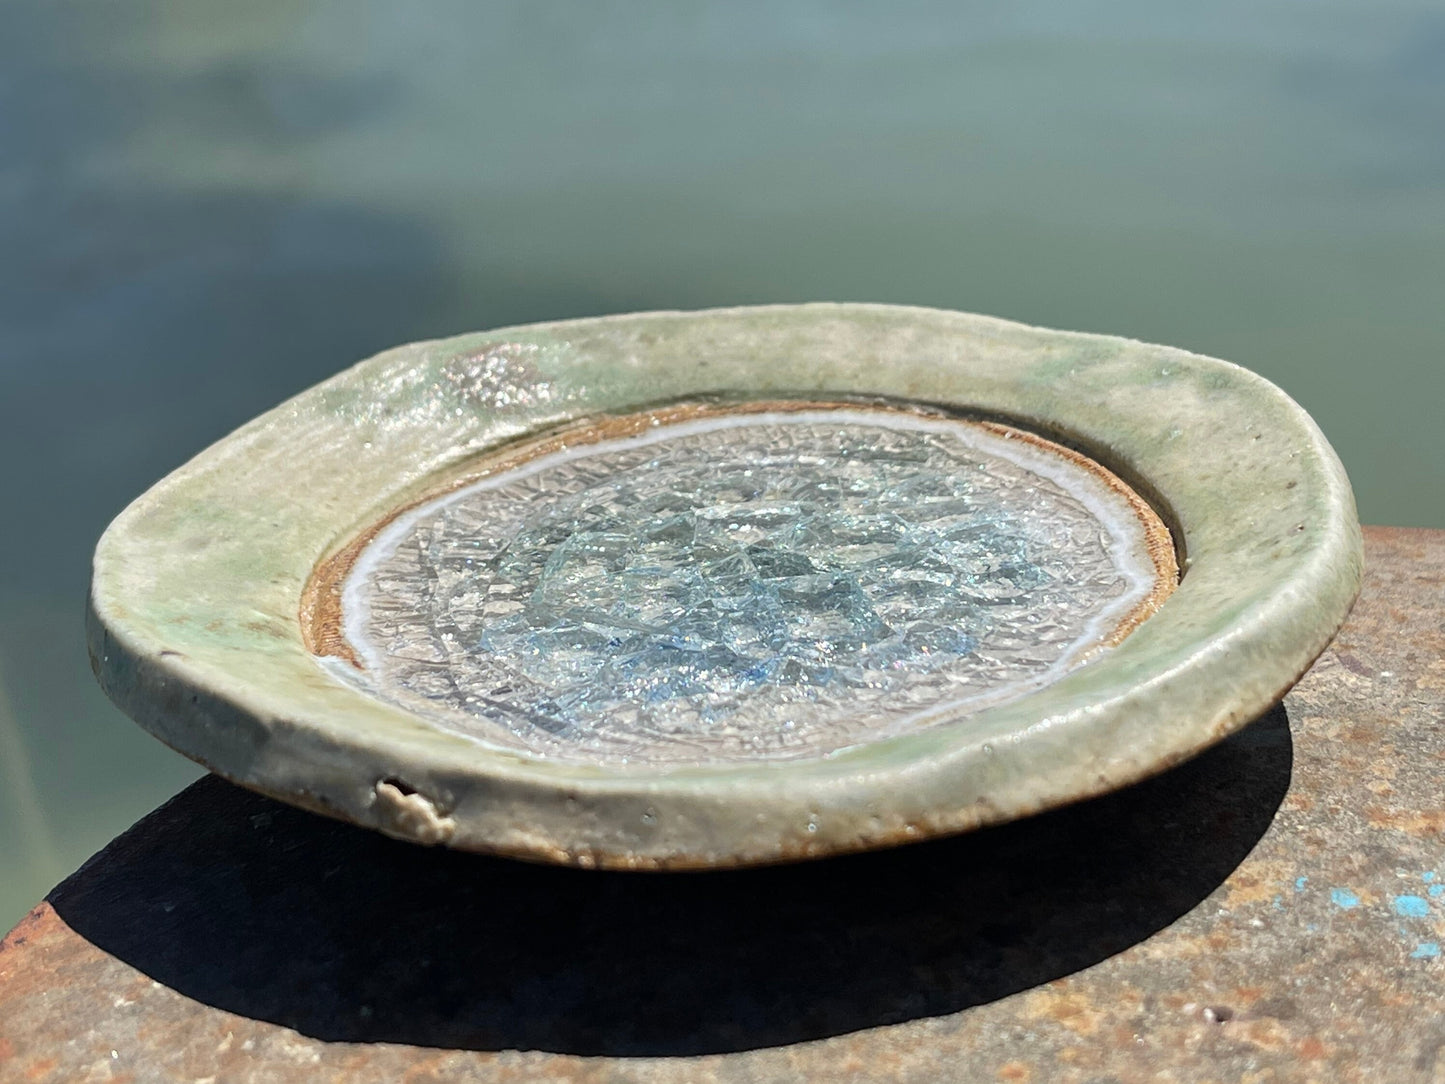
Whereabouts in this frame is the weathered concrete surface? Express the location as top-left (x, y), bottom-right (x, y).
top-left (2, 525), bottom-right (1441, 1083)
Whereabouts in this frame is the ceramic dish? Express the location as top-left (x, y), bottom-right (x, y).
top-left (88, 304), bottom-right (1362, 868)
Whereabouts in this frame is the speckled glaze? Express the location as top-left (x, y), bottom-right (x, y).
top-left (87, 304), bottom-right (1363, 867)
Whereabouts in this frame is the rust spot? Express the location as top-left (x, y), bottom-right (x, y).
top-left (0, 907), bottom-right (50, 957)
top-left (1297, 1035), bottom-right (1328, 1061)
top-left (1344, 718), bottom-right (1387, 743)
top-left (1282, 792), bottom-right (1315, 813)
top-left (1027, 989), bottom-right (1105, 1037)
top-left (1224, 862), bottom-right (1289, 908)
top-left (1362, 805), bottom-right (1445, 836)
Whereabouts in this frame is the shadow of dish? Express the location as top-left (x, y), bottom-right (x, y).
top-left (50, 705), bottom-right (1292, 1057)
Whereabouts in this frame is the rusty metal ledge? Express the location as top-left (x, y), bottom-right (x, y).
top-left (3, 526), bottom-right (1442, 1084)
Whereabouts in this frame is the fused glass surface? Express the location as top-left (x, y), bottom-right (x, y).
top-left (338, 410), bottom-right (1165, 764)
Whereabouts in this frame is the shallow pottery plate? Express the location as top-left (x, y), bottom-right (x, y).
top-left (88, 304), bottom-right (1362, 868)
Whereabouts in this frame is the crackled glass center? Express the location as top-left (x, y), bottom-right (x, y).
top-left (336, 409), bottom-right (1167, 764)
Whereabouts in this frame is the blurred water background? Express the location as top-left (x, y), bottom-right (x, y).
top-left (2, 0), bottom-right (1442, 926)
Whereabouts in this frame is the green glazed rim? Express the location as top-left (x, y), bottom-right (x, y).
top-left (88, 304), bottom-right (1363, 868)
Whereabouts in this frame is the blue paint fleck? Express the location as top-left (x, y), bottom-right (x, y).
top-left (1272, 894), bottom-right (1284, 911)
top-left (1394, 895), bottom-right (1430, 918)
top-left (1331, 888), bottom-right (1360, 909)
top-left (1410, 942), bottom-right (1440, 959)
top-left (1429, 884), bottom-right (1444, 899)
top-left (1425, 872), bottom-right (1438, 884)
top-left (1294, 876), bottom-right (1309, 893)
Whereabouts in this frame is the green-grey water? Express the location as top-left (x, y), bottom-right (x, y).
top-left (2, 0), bottom-right (1442, 927)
